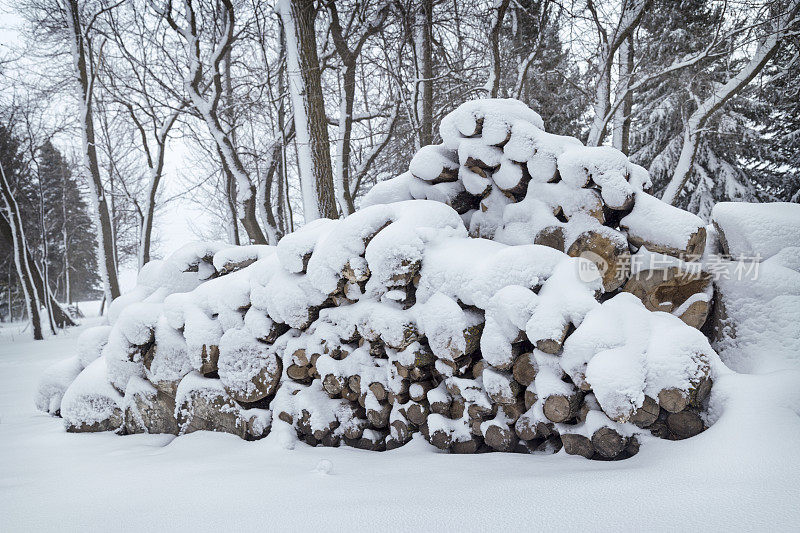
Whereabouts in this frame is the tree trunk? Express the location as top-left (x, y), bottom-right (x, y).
top-left (484, 0), bottom-right (510, 98)
top-left (0, 163), bottom-right (42, 339)
top-left (0, 212), bottom-right (76, 328)
top-left (586, 0), bottom-right (649, 147)
top-left (279, 0), bottom-right (338, 222)
top-left (415, 0), bottom-right (434, 148)
top-left (612, 35), bottom-right (633, 154)
top-left (65, 0), bottom-right (120, 303)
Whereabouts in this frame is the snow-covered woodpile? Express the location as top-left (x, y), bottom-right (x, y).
top-left (37, 99), bottom-right (724, 460)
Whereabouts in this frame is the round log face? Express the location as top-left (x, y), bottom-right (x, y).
top-left (512, 353), bottom-right (538, 387)
top-left (591, 427), bottom-right (626, 459)
top-left (667, 410), bottom-right (705, 439)
top-left (226, 356), bottom-right (283, 404)
top-left (567, 230), bottom-right (631, 292)
top-left (658, 388), bottom-right (689, 413)
top-left (543, 393), bottom-right (580, 423)
top-left (623, 266), bottom-right (712, 324)
top-left (630, 395), bottom-right (660, 428)
top-left (484, 424), bottom-right (517, 452)
top-left (534, 225), bottom-right (566, 252)
top-left (562, 433), bottom-right (595, 459)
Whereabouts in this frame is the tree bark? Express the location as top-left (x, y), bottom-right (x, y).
top-left (484, 0), bottom-right (510, 98)
top-left (586, 0), bottom-right (649, 146)
top-left (415, 0), bottom-right (434, 148)
top-left (612, 35), bottom-right (634, 154)
top-left (0, 162), bottom-right (43, 339)
top-left (65, 0), bottom-right (121, 303)
top-left (279, 0), bottom-right (338, 221)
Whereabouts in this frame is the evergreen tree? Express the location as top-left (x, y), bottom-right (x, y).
top-left (751, 39), bottom-right (800, 202)
top-left (629, 0), bottom-right (796, 217)
top-left (36, 142), bottom-right (100, 303)
top-left (502, 0), bottom-right (589, 137)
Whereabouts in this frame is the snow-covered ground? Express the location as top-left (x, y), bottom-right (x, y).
top-left (1, 319), bottom-right (799, 531)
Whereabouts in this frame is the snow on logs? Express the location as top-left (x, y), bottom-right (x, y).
top-left (39, 99), bottom-right (723, 460)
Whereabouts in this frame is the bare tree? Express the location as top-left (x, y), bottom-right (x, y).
top-left (612, 35), bottom-right (633, 154)
top-left (0, 161), bottom-right (43, 339)
top-left (483, 0), bottom-right (511, 98)
top-left (102, 2), bottom-right (186, 266)
top-left (585, 0), bottom-right (650, 147)
top-left (164, 0), bottom-right (271, 243)
top-left (415, 0), bottom-right (434, 148)
top-left (327, 1), bottom-right (389, 215)
top-left (63, 0), bottom-right (121, 302)
top-left (279, 0), bottom-right (338, 221)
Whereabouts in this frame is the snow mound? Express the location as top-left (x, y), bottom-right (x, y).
top-left (712, 202), bottom-right (800, 260)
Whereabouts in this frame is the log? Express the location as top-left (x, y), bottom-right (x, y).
top-left (199, 344), bottom-right (220, 376)
top-left (514, 414), bottom-right (538, 441)
top-left (421, 421), bottom-right (453, 450)
top-left (342, 259), bottom-right (371, 284)
top-left (621, 192), bottom-right (706, 259)
top-left (451, 436), bottom-right (481, 454)
top-left (406, 401), bottom-right (430, 426)
top-left (443, 189), bottom-right (478, 215)
top-left (500, 400), bottom-right (526, 424)
top-left (534, 225), bottom-right (566, 252)
top-left (286, 363), bottom-right (311, 383)
top-left (292, 348), bottom-right (309, 366)
top-left (367, 402), bottom-right (392, 429)
top-left (561, 433), bottom-right (595, 459)
top-left (692, 377), bottom-right (713, 407)
top-left (341, 385), bottom-right (359, 402)
top-left (512, 352), bottom-right (538, 387)
top-left (658, 388), bottom-right (689, 413)
top-left (623, 266), bottom-right (712, 329)
top-left (123, 385), bottom-right (178, 436)
top-left (543, 392), bottom-right (582, 423)
top-left (667, 409), bottom-right (704, 439)
top-left (348, 375), bottom-right (361, 394)
top-left (342, 417), bottom-right (368, 440)
top-left (629, 395), bottom-right (660, 428)
top-left (483, 422), bottom-right (518, 452)
top-left (535, 323), bottom-right (570, 355)
top-left (387, 417), bottom-right (413, 449)
top-left (409, 380), bottom-right (436, 402)
top-left (524, 386), bottom-right (538, 410)
top-left (218, 340), bottom-right (282, 404)
top-left (567, 229), bottom-right (631, 292)
top-left (323, 374), bottom-right (345, 396)
top-left (483, 369), bottom-right (522, 405)
top-left (472, 359), bottom-right (487, 379)
top-left (368, 382), bottom-right (387, 402)
top-left (591, 426), bottom-right (626, 459)
top-left (430, 394), bottom-right (452, 416)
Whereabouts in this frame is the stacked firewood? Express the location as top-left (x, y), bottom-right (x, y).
top-left (38, 99), bottom-right (720, 461)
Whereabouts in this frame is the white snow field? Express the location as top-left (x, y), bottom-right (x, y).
top-left (1, 320), bottom-right (799, 531)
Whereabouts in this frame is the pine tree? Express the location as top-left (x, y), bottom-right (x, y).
top-left (37, 142), bottom-right (100, 303)
top-left (502, 0), bottom-right (589, 137)
top-left (752, 41), bottom-right (800, 202)
top-left (630, 0), bottom-right (796, 217)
